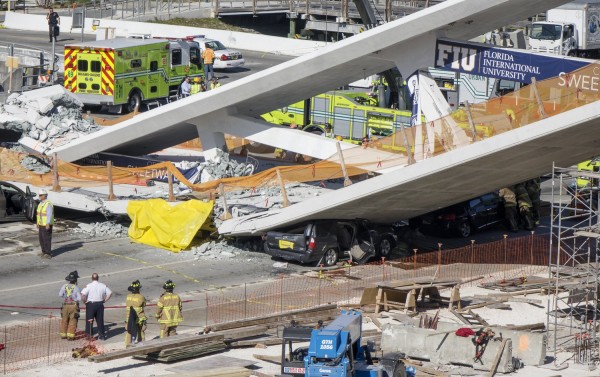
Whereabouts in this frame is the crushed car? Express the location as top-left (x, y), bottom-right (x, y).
top-left (0, 182), bottom-right (37, 222)
top-left (263, 219), bottom-right (398, 267)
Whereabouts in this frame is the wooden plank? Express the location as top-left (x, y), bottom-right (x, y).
top-left (486, 338), bottom-right (508, 377)
top-left (208, 304), bottom-right (337, 331)
top-left (88, 333), bottom-right (224, 363)
top-left (253, 353), bottom-right (281, 364)
top-left (226, 337), bottom-right (283, 347)
top-left (214, 325), bottom-right (269, 340)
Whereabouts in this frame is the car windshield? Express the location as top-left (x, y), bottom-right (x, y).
top-left (205, 40), bottom-right (227, 50)
top-left (529, 23), bottom-right (562, 41)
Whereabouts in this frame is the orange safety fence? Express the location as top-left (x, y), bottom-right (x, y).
top-left (2, 62), bottom-right (600, 196)
top-left (1, 233), bottom-right (555, 374)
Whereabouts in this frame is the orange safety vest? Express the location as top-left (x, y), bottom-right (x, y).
top-left (202, 48), bottom-right (215, 64)
top-left (37, 201), bottom-right (54, 226)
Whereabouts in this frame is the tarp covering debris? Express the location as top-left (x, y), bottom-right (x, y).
top-left (127, 199), bottom-right (214, 252)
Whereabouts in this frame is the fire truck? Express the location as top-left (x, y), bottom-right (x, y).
top-left (64, 38), bottom-right (204, 113)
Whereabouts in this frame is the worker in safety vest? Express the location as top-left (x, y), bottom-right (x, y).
top-left (209, 77), bottom-right (221, 90)
top-left (155, 280), bottom-right (183, 338)
top-left (499, 187), bottom-right (518, 232)
top-left (36, 189), bottom-right (54, 259)
top-left (190, 77), bottom-right (204, 95)
top-left (514, 183), bottom-right (535, 230)
top-left (201, 46), bottom-right (215, 81)
top-left (59, 270), bottom-right (81, 340)
top-left (525, 178), bottom-right (542, 226)
top-left (124, 280), bottom-right (146, 347)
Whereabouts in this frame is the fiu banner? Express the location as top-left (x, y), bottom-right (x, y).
top-left (435, 39), bottom-right (590, 83)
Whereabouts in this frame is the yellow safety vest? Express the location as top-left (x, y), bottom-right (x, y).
top-left (156, 292), bottom-right (183, 325)
top-left (190, 83), bottom-right (202, 95)
top-left (210, 82), bottom-right (221, 90)
top-left (37, 201), bottom-right (54, 226)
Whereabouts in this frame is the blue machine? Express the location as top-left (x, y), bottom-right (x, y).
top-left (304, 310), bottom-right (405, 377)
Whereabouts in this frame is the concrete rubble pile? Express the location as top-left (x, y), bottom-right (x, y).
top-left (191, 238), bottom-right (263, 260)
top-left (0, 85), bottom-right (100, 156)
top-left (212, 182), bottom-right (331, 228)
top-left (176, 149), bottom-right (255, 186)
top-left (72, 221), bottom-right (128, 238)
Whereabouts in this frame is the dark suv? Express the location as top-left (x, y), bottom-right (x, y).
top-left (428, 193), bottom-right (504, 237)
top-left (263, 219), bottom-right (397, 267)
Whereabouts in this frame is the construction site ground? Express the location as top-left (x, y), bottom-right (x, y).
top-left (2, 278), bottom-right (594, 377)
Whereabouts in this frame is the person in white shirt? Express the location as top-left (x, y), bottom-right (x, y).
top-left (81, 273), bottom-right (112, 340)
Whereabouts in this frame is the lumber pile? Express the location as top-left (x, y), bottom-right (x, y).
top-left (135, 340), bottom-right (227, 362)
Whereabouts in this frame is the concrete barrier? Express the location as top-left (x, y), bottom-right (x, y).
top-left (381, 324), bottom-right (515, 373)
top-left (435, 322), bottom-right (547, 366)
top-left (3, 12), bottom-right (327, 56)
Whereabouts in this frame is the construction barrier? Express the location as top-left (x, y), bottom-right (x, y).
top-left (1, 234), bottom-right (551, 374)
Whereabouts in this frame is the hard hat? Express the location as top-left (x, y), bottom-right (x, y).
top-left (38, 189), bottom-right (48, 196)
top-left (163, 280), bottom-right (176, 290)
top-left (128, 279), bottom-right (142, 292)
top-left (193, 77), bottom-right (200, 83)
top-left (65, 270), bottom-right (79, 282)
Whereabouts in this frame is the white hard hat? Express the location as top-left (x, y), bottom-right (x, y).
top-left (38, 189), bottom-right (48, 196)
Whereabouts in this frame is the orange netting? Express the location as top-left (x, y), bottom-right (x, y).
top-left (1, 62), bottom-right (599, 195)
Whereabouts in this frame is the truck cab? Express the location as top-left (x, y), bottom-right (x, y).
top-left (528, 21), bottom-right (577, 56)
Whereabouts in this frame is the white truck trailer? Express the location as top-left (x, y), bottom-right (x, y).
top-left (529, 0), bottom-right (600, 57)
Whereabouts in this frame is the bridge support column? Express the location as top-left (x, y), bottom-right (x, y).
top-left (196, 125), bottom-right (228, 163)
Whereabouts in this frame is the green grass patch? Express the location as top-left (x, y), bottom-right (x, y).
top-left (150, 17), bottom-right (256, 33)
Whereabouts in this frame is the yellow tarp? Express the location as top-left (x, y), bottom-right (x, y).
top-left (127, 199), bottom-right (214, 252)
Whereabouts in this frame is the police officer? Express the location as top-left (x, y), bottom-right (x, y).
top-left (59, 271), bottom-right (81, 340)
top-left (499, 187), bottom-right (518, 232)
top-left (46, 8), bottom-right (60, 43)
top-left (124, 280), bottom-right (146, 347)
top-left (155, 280), bottom-right (183, 338)
top-left (36, 189), bottom-right (54, 259)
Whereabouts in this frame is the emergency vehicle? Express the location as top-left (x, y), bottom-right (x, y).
top-left (63, 38), bottom-right (204, 113)
top-left (261, 91), bottom-right (414, 145)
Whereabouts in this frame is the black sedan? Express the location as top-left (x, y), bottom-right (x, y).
top-left (427, 193), bottom-right (504, 238)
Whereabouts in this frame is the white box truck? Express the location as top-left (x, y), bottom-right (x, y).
top-left (529, 0), bottom-right (600, 57)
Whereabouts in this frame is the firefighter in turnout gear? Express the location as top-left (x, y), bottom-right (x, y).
top-left (155, 280), bottom-right (183, 338)
top-left (525, 178), bottom-right (542, 226)
top-left (499, 187), bottom-right (518, 232)
top-left (124, 280), bottom-right (147, 347)
top-left (514, 183), bottom-right (535, 230)
top-left (59, 271), bottom-right (81, 340)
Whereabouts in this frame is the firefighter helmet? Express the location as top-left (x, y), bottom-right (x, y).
top-left (65, 270), bottom-right (79, 282)
top-left (128, 280), bottom-right (142, 292)
top-left (163, 280), bottom-right (176, 291)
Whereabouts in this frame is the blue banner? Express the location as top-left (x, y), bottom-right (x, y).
top-left (435, 39), bottom-right (591, 83)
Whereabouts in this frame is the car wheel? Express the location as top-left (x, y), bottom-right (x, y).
top-left (378, 236), bottom-right (395, 258)
top-left (127, 91), bottom-right (142, 113)
top-left (457, 221), bottom-right (472, 238)
top-left (320, 249), bottom-right (338, 267)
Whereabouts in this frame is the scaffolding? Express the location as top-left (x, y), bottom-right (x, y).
top-left (548, 164), bottom-right (600, 368)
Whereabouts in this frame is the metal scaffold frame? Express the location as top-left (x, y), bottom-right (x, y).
top-left (548, 163), bottom-right (600, 367)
